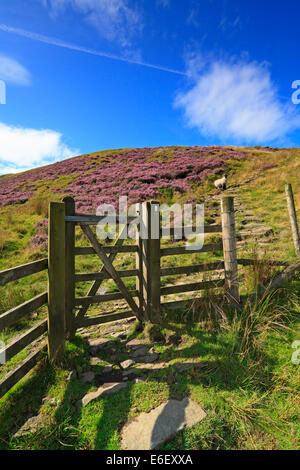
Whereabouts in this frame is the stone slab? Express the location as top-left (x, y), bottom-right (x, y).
top-left (77, 382), bottom-right (128, 409)
top-left (81, 371), bottom-right (95, 383)
top-left (14, 415), bottom-right (52, 438)
top-left (126, 338), bottom-right (150, 350)
top-left (130, 346), bottom-right (149, 358)
top-left (121, 397), bottom-right (206, 450)
top-left (134, 353), bottom-right (159, 364)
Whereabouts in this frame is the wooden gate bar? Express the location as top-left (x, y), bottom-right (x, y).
top-left (161, 224), bottom-right (222, 237)
top-left (74, 246), bottom-right (138, 255)
top-left (161, 279), bottom-right (225, 295)
top-left (75, 269), bottom-right (139, 282)
top-left (80, 224), bottom-right (140, 316)
top-left (76, 311), bottom-right (134, 328)
top-left (75, 223), bottom-right (129, 323)
top-left (160, 262), bottom-right (224, 277)
top-left (75, 290), bottom-right (139, 306)
top-left (65, 214), bottom-right (136, 225)
top-left (160, 242), bottom-right (223, 256)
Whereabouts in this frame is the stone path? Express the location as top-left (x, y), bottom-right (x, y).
top-left (207, 183), bottom-right (275, 251)
top-left (12, 319), bottom-right (207, 445)
top-left (73, 323), bottom-right (207, 425)
top-left (73, 325), bottom-right (161, 409)
top-left (121, 398), bottom-right (206, 450)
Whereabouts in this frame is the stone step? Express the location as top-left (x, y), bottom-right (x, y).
top-left (240, 218), bottom-right (261, 226)
top-left (237, 227), bottom-right (274, 240)
top-left (121, 398), bottom-right (207, 450)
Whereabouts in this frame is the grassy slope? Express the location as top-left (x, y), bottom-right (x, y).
top-left (0, 284), bottom-right (299, 450)
top-left (0, 146), bottom-right (299, 450)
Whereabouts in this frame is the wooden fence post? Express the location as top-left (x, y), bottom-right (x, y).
top-left (221, 196), bottom-right (240, 306)
top-left (285, 184), bottom-right (300, 257)
top-left (140, 201), bottom-right (161, 322)
top-left (63, 196), bottom-right (76, 338)
top-left (48, 201), bottom-right (66, 362)
top-left (136, 203), bottom-right (144, 322)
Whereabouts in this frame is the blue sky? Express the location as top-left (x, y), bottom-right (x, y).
top-left (0, 0), bottom-right (300, 174)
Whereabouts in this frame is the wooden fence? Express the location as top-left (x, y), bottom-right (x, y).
top-left (0, 259), bottom-right (48, 399)
top-left (0, 186), bottom-right (299, 400)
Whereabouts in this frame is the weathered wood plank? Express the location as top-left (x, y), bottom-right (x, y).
top-left (161, 279), bottom-right (225, 295)
top-left (0, 292), bottom-right (48, 331)
top-left (75, 223), bottom-right (129, 322)
top-left (63, 197), bottom-right (75, 337)
top-left (75, 290), bottom-right (139, 306)
top-left (0, 342), bottom-right (46, 400)
top-left (221, 197), bottom-right (240, 306)
top-left (0, 259), bottom-right (48, 287)
top-left (161, 299), bottom-right (194, 310)
top-left (285, 184), bottom-right (300, 256)
top-left (75, 269), bottom-right (139, 282)
top-left (80, 225), bottom-right (139, 316)
top-left (48, 201), bottom-right (66, 362)
top-left (66, 215), bottom-right (136, 225)
top-left (161, 224), bottom-right (222, 237)
top-left (160, 242), bottom-right (223, 257)
top-left (237, 258), bottom-right (289, 267)
top-left (136, 203), bottom-right (144, 321)
top-left (76, 311), bottom-right (134, 327)
top-left (141, 201), bottom-right (161, 322)
top-left (160, 262), bottom-right (224, 277)
top-left (0, 320), bottom-right (47, 362)
top-left (74, 246), bottom-right (138, 255)
top-left (161, 295), bottom-right (224, 311)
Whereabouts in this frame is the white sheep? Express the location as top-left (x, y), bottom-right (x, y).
top-left (214, 174), bottom-right (227, 190)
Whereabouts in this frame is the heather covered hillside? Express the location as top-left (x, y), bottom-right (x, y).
top-left (1, 145), bottom-right (300, 271)
top-left (1, 145), bottom-right (300, 451)
top-left (0, 146), bottom-right (249, 212)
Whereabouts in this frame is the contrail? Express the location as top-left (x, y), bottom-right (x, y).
top-left (0, 24), bottom-right (187, 76)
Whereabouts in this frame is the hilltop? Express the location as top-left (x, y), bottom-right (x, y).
top-left (0, 145), bottom-right (300, 270)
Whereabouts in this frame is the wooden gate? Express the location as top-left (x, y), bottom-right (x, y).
top-left (47, 197), bottom-right (238, 361)
top-left (1, 187), bottom-right (296, 398)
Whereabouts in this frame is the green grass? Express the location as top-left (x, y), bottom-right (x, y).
top-left (1, 145), bottom-right (300, 449)
top-left (0, 279), bottom-right (299, 450)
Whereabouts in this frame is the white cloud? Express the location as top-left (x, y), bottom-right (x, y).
top-left (175, 58), bottom-right (300, 144)
top-left (42, 0), bottom-right (141, 47)
top-left (0, 122), bottom-right (78, 174)
top-left (0, 54), bottom-right (31, 85)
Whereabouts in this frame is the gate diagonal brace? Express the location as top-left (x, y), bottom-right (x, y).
top-left (80, 224), bottom-right (139, 317)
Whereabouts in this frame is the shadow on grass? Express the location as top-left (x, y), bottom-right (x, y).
top-left (0, 299), bottom-right (295, 450)
top-left (91, 321), bottom-right (278, 450)
top-left (0, 336), bottom-right (92, 450)
top-left (0, 357), bottom-right (56, 450)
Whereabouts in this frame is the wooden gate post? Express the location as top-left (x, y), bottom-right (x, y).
top-left (140, 201), bottom-right (161, 322)
top-left (63, 196), bottom-right (76, 337)
top-left (136, 202), bottom-right (144, 322)
top-left (285, 184), bottom-right (300, 257)
top-left (221, 196), bottom-right (240, 307)
top-left (48, 201), bottom-right (66, 362)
